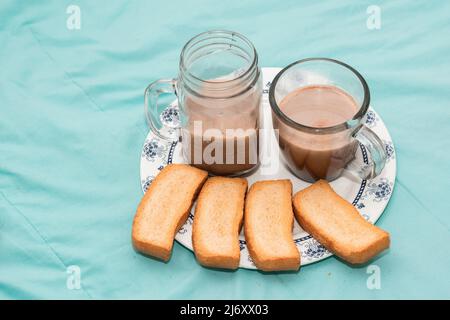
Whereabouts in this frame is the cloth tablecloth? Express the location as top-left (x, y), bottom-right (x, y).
top-left (0, 0), bottom-right (449, 299)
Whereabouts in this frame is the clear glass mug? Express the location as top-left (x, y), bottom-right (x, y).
top-left (269, 58), bottom-right (387, 182)
top-left (145, 30), bottom-right (262, 176)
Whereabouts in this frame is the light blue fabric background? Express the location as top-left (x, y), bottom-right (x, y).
top-left (0, 0), bottom-right (449, 299)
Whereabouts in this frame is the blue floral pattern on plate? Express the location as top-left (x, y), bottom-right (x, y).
top-left (239, 240), bottom-right (246, 251)
top-left (302, 239), bottom-right (329, 259)
top-left (384, 140), bottom-right (395, 163)
top-left (356, 202), bottom-right (365, 209)
top-left (365, 110), bottom-right (378, 127)
top-left (142, 139), bottom-right (167, 162)
top-left (178, 214), bottom-right (193, 235)
top-left (141, 176), bottom-right (155, 193)
top-left (362, 178), bottom-right (393, 202)
top-left (160, 105), bottom-right (180, 128)
top-left (262, 81), bottom-right (272, 94)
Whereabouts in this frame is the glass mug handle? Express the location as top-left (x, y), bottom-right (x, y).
top-left (349, 124), bottom-right (387, 179)
top-left (144, 78), bottom-right (183, 142)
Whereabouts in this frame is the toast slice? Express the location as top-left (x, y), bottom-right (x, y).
top-left (132, 164), bottom-right (208, 261)
top-left (293, 180), bottom-right (390, 264)
top-left (244, 180), bottom-right (300, 271)
top-left (192, 177), bottom-right (248, 269)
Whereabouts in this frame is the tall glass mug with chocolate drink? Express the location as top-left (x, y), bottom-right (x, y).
top-left (269, 58), bottom-right (387, 182)
top-left (145, 30), bottom-right (262, 176)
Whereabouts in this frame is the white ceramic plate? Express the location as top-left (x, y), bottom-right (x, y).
top-left (139, 68), bottom-right (396, 269)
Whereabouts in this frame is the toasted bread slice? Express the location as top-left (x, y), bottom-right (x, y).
top-left (192, 177), bottom-right (248, 269)
top-left (132, 164), bottom-right (208, 261)
top-left (293, 180), bottom-right (390, 264)
top-left (244, 180), bottom-right (300, 271)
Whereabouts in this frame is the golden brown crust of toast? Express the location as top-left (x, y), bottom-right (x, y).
top-left (293, 180), bottom-right (390, 264)
top-left (132, 164), bottom-right (208, 261)
top-left (192, 177), bottom-right (248, 270)
top-left (244, 180), bottom-right (301, 271)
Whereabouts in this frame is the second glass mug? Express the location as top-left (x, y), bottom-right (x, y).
top-left (269, 58), bottom-right (387, 182)
top-left (145, 30), bottom-right (262, 176)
